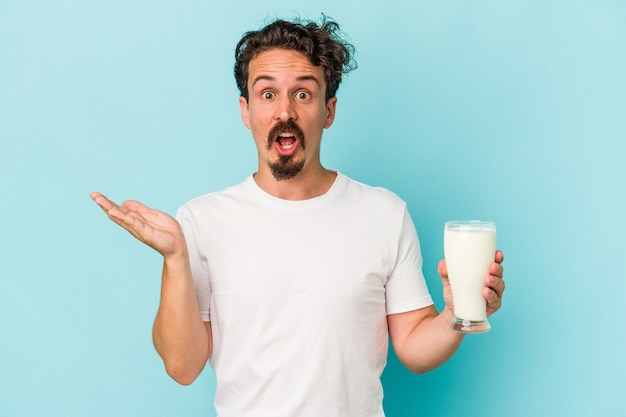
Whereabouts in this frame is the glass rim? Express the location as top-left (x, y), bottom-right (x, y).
top-left (445, 220), bottom-right (496, 229)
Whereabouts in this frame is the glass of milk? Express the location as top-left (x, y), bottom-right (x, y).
top-left (444, 220), bottom-right (496, 333)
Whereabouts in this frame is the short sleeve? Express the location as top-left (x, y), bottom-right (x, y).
top-left (385, 207), bottom-right (434, 314)
top-left (176, 206), bottom-right (212, 322)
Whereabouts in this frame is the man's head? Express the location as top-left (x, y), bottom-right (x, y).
top-left (236, 17), bottom-right (357, 186)
top-left (234, 16), bottom-right (356, 102)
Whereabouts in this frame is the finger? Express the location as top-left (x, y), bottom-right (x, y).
top-left (121, 199), bottom-right (151, 213)
top-left (110, 205), bottom-right (144, 228)
top-left (437, 259), bottom-right (448, 280)
top-left (93, 196), bottom-right (128, 224)
top-left (495, 249), bottom-right (504, 264)
top-left (90, 191), bottom-right (112, 207)
top-left (483, 286), bottom-right (502, 310)
top-left (91, 191), bottom-right (117, 212)
top-left (106, 209), bottom-right (150, 243)
top-left (484, 273), bottom-right (506, 298)
top-left (120, 212), bottom-right (148, 240)
top-left (92, 195), bottom-right (140, 232)
top-left (91, 192), bottom-right (153, 247)
top-left (489, 261), bottom-right (504, 278)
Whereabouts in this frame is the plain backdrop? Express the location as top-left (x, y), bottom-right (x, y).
top-left (1, 1), bottom-right (624, 416)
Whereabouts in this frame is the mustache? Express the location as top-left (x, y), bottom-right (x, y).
top-left (267, 120), bottom-right (305, 150)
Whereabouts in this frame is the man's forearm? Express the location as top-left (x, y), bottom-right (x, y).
top-left (152, 253), bottom-right (211, 385)
top-left (395, 308), bottom-right (465, 374)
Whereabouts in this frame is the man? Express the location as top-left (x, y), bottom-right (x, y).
top-left (91, 17), bottom-right (505, 417)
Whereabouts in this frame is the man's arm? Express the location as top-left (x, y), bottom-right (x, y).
top-left (152, 252), bottom-right (212, 385)
top-left (91, 192), bottom-right (212, 385)
top-left (387, 306), bottom-right (463, 374)
top-left (388, 251), bottom-right (505, 373)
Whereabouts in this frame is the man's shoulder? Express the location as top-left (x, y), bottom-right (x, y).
top-left (177, 176), bottom-right (253, 216)
top-left (340, 173), bottom-right (406, 207)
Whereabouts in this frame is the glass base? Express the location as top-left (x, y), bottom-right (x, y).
top-left (450, 317), bottom-right (491, 334)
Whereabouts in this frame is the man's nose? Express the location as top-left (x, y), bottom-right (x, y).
top-left (275, 95), bottom-right (297, 121)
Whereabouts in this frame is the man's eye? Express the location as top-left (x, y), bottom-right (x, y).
top-left (262, 91), bottom-right (274, 100)
top-left (296, 91), bottom-right (310, 100)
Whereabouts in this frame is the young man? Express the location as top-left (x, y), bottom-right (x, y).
top-left (91, 17), bottom-right (505, 417)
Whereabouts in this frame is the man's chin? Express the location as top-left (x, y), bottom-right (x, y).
top-left (269, 159), bottom-right (305, 181)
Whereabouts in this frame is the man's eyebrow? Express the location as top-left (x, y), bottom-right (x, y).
top-left (251, 74), bottom-right (322, 88)
top-left (295, 75), bottom-right (321, 86)
top-left (251, 75), bottom-right (275, 87)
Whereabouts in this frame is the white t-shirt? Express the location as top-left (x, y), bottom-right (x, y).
top-left (176, 172), bottom-right (433, 417)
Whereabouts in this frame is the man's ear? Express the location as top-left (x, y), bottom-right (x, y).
top-left (324, 97), bottom-right (338, 129)
top-left (239, 96), bottom-right (251, 129)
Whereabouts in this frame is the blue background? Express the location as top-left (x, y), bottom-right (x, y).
top-left (1, 1), bottom-right (625, 416)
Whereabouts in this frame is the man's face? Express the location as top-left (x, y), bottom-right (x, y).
top-left (239, 49), bottom-right (337, 181)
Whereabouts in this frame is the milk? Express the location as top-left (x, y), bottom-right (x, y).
top-left (444, 222), bottom-right (496, 322)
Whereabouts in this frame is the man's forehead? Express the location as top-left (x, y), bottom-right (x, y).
top-left (249, 49), bottom-right (325, 84)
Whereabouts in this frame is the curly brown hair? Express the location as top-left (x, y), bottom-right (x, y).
top-left (234, 16), bottom-right (357, 102)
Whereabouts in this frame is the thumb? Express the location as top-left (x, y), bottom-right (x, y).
top-left (438, 259), bottom-right (449, 283)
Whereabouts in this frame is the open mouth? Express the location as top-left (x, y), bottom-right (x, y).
top-left (277, 132), bottom-right (297, 150)
top-left (268, 120), bottom-right (305, 156)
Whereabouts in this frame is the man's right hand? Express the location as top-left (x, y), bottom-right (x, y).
top-left (91, 191), bottom-right (210, 383)
top-left (90, 192), bottom-right (186, 258)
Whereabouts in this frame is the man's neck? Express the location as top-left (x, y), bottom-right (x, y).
top-left (253, 166), bottom-right (337, 201)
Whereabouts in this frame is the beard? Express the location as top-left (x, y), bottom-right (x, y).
top-left (267, 120), bottom-right (306, 181)
top-left (269, 156), bottom-right (306, 181)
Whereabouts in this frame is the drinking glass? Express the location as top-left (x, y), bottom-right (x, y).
top-left (444, 220), bottom-right (496, 333)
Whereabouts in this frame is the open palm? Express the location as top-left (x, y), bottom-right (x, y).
top-left (91, 192), bottom-right (186, 258)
